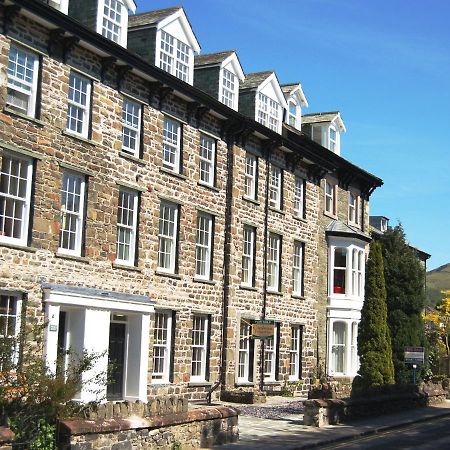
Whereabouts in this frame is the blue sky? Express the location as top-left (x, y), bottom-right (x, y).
top-left (140, 0), bottom-right (450, 270)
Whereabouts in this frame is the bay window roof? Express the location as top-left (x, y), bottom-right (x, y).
top-left (326, 220), bottom-right (371, 243)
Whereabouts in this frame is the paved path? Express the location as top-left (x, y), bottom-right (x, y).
top-left (217, 398), bottom-right (450, 450)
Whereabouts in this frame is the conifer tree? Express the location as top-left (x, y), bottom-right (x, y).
top-left (380, 224), bottom-right (427, 384)
top-left (357, 240), bottom-right (394, 388)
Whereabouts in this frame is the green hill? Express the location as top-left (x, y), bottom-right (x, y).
top-left (426, 263), bottom-right (450, 306)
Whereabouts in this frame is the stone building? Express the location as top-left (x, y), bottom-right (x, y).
top-left (0, 0), bottom-right (382, 403)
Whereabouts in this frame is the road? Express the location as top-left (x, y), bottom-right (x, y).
top-left (317, 416), bottom-right (450, 450)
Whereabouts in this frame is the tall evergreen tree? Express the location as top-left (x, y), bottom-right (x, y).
top-left (380, 224), bottom-right (427, 384)
top-left (357, 240), bottom-right (394, 388)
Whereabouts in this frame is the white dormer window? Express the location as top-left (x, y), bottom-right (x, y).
top-left (159, 30), bottom-right (191, 83)
top-left (257, 93), bottom-right (280, 132)
top-left (329, 127), bottom-right (337, 152)
top-left (97, 0), bottom-right (131, 47)
top-left (288, 101), bottom-right (297, 127)
top-left (222, 69), bottom-right (235, 108)
top-left (48, 0), bottom-right (69, 14)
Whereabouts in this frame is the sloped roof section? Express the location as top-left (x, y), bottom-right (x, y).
top-left (302, 111), bottom-right (340, 124)
top-left (195, 51), bottom-right (235, 67)
top-left (326, 220), bottom-right (371, 242)
top-left (128, 7), bottom-right (181, 27)
top-left (240, 71), bottom-right (273, 90)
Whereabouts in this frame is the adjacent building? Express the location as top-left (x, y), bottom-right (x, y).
top-left (0, 0), bottom-right (382, 403)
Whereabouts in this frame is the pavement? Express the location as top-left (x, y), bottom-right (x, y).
top-left (215, 396), bottom-right (450, 449)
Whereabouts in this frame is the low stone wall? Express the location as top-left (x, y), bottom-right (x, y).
top-left (59, 406), bottom-right (238, 449)
top-left (221, 390), bottom-right (266, 404)
top-left (0, 427), bottom-right (14, 450)
top-left (81, 396), bottom-right (188, 420)
top-left (304, 384), bottom-right (446, 427)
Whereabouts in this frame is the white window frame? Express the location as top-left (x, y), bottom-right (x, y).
top-left (287, 100), bottom-right (297, 128)
top-left (199, 135), bottom-right (215, 186)
top-left (263, 326), bottom-right (278, 381)
top-left (66, 72), bottom-right (91, 138)
top-left (294, 176), bottom-right (305, 219)
top-left (162, 116), bottom-right (181, 173)
top-left (325, 180), bottom-right (335, 215)
top-left (195, 212), bottom-right (213, 280)
top-left (191, 314), bottom-right (209, 382)
top-left (332, 247), bottom-right (347, 295)
top-left (329, 127), bottom-right (337, 152)
top-left (348, 192), bottom-right (358, 224)
top-left (0, 293), bottom-right (22, 369)
top-left (151, 311), bottom-right (173, 383)
top-left (331, 321), bottom-right (346, 375)
top-left (58, 171), bottom-right (86, 256)
top-left (158, 30), bottom-right (192, 83)
top-left (257, 92), bottom-right (280, 132)
top-left (292, 241), bottom-right (304, 296)
top-left (237, 319), bottom-right (252, 383)
top-left (244, 153), bottom-right (257, 200)
top-left (115, 188), bottom-right (138, 266)
top-left (357, 250), bottom-right (364, 297)
top-left (0, 153), bottom-right (33, 246)
top-left (269, 165), bottom-right (282, 210)
top-left (289, 325), bottom-right (302, 380)
top-left (241, 225), bottom-right (255, 287)
top-left (221, 68), bottom-right (236, 109)
top-left (121, 97), bottom-right (141, 157)
top-left (267, 233), bottom-right (281, 292)
top-left (6, 45), bottom-right (39, 118)
top-left (157, 201), bottom-right (178, 273)
top-left (96, 0), bottom-right (129, 47)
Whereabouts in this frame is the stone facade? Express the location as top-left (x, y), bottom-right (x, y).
top-left (0, 0), bottom-right (381, 407)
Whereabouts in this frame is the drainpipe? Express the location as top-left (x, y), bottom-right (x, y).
top-left (259, 140), bottom-right (277, 394)
top-left (206, 123), bottom-right (241, 404)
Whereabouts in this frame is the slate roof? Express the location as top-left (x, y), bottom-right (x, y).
top-left (194, 51), bottom-right (235, 67)
top-left (302, 112), bottom-right (340, 124)
top-left (240, 71), bottom-right (273, 90)
top-left (326, 220), bottom-right (371, 242)
top-left (281, 83), bottom-right (301, 94)
top-left (128, 7), bottom-right (182, 28)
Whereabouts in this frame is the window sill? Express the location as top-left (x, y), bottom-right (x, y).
top-left (235, 382), bottom-right (255, 387)
top-left (3, 107), bottom-right (45, 127)
top-left (150, 381), bottom-right (172, 386)
top-left (188, 381), bottom-right (212, 387)
top-left (348, 220), bottom-right (361, 229)
top-left (267, 289), bottom-right (283, 296)
top-left (112, 262), bottom-right (142, 272)
top-left (293, 215), bottom-right (307, 223)
top-left (324, 211), bottom-right (338, 220)
top-left (155, 270), bottom-right (182, 280)
top-left (291, 294), bottom-right (305, 300)
top-left (263, 380), bottom-right (281, 386)
top-left (0, 241), bottom-right (37, 253)
top-left (193, 277), bottom-right (216, 285)
top-left (159, 166), bottom-right (187, 180)
top-left (119, 151), bottom-right (147, 166)
top-left (240, 284), bottom-right (258, 292)
top-left (197, 181), bottom-right (220, 192)
top-left (242, 196), bottom-right (260, 206)
top-left (269, 206), bottom-right (285, 215)
top-left (55, 252), bottom-right (90, 263)
top-left (63, 130), bottom-right (96, 146)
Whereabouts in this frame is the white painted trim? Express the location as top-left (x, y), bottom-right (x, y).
top-left (157, 9), bottom-right (200, 52)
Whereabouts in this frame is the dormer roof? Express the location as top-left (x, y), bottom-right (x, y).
top-left (195, 50), bottom-right (245, 81)
top-left (303, 111), bottom-right (346, 132)
top-left (241, 71), bottom-right (288, 109)
top-left (129, 6), bottom-right (200, 52)
top-left (281, 83), bottom-right (308, 108)
top-left (123, 0), bottom-right (137, 13)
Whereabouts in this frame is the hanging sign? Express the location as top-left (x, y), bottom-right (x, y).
top-left (251, 320), bottom-right (275, 340)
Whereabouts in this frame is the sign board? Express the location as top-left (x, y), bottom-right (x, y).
top-left (251, 320), bottom-right (275, 340)
top-left (404, 346), bottom-right (424, 364)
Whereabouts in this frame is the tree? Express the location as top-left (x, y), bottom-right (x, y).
top-left (357, 240), bottom-right (394, 389)
top-left (423, 290), bottom-right (450, 374)
top-left (380, 224), bottom-right (427, 384)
